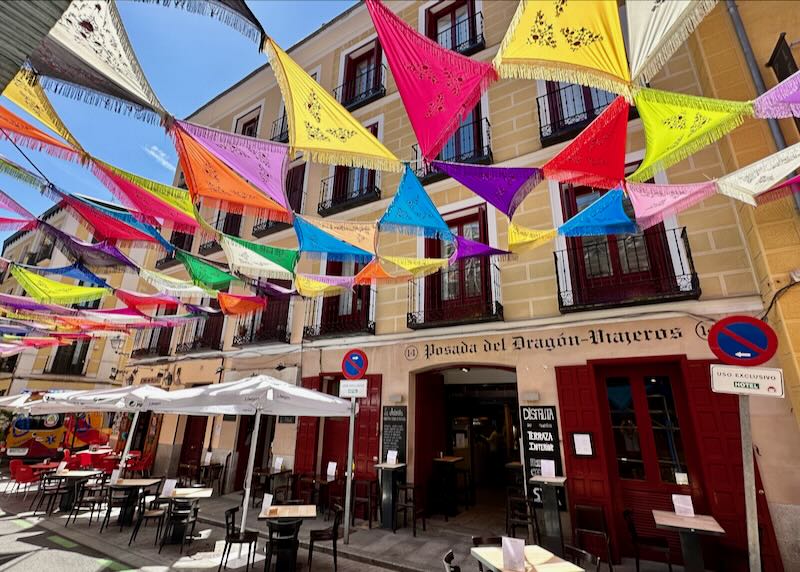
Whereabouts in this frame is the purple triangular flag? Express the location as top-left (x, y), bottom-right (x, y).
top-left (450, 235), bottom-right (510, 263)
top-left (432, 161), bottom-right (543, 218)
top-left (754, 69), bottom-right (800, 118)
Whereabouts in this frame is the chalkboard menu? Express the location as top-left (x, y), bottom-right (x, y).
top-left (381, 406), bottom-right (407, 463)
top-left (520, 406), bottom-right (563, 479)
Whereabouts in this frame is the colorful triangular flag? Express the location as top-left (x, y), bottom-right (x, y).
top-left (379, 165), bottom-right (450, 239)
top-left (293, 216), bottom-right (373, 262)
top-left (558, 188), bottom-right (637, 236)
top-left (543, 96), bottom-right (629, 189)
top-left (508, 225), bottom-right (557, 253)
top-left (625, 181), bottom-right (717, 228)
top-left (264, 37), bottom-right (401, 172)
top-left (10, 265), bottom-right (108, 306)
top-left (716, 142), bottom-right (800, 206)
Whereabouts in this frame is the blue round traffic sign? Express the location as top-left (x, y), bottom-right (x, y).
top-left (708, 315), bottom-right (777, 366)
top-left (342, 349), bottom-right (368, 380)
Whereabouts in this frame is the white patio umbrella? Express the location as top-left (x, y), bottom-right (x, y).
top-left (0, 393), bottom-right (35, 412)
top-left (43, 385), bottom-right (170, 471)
top-left (147, 375), bottom-right (351, 534)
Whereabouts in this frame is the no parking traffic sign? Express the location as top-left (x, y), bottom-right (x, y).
top-left (708, 315), bottom-right (777, 367)
top-left (342, 349), bottom-right (368, 380)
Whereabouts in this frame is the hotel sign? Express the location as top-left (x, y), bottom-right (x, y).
top-left (711, 364), bottom-right (784, 398)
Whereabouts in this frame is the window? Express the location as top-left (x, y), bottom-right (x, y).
top-left (333, 124), bottom-right (379, 200)
top-left (339, 41), bottom-right (384, 109)
top-left (170, 230), bottom-right (193, 251)
top-left (214, 210), bottom-right (242, 237)
top-left (254, 163), bottom-right (305, 236)
top-left (235, 107), bottom-right (260, 137)
top-left (767, 33), bottom-right (800, 133)
top-left (537, 82), bottom-right (616, 143)
top-left (604, 369), bottom-right (688, 485)
top-left (426, 0), bottom-right (483, 55)
top-left (313, 260), bottom-right (372, 336)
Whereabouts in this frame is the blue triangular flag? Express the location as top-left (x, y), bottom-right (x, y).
top-left (379, 164), bottom-right (451, 239)
top-left (293, 216), bottom-right (373, 262)
top-left (558, 188), bottom-right (638, 236)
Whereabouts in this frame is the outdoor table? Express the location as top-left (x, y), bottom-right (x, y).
top-left (432, 456), bottom-right (464, 518)
top-left (51, 470), bottom-right (101, 512)
top-left (259, 504), bottom-right (316, 570)
top-left (530, 476), bottom-right (567, 556)
top-left (162, 487), bottom-right (213, 500)
top-left (30, 462), bottom-right (60, 472)
top-left (159, 494), bottom-right (208, 545)
top-left (375, 462), bottom-right (406, 530)
top-left (253, 467), bottom-right (291, 494)
top-left (470, 544), bottom-right (584, 572)
top-left (198, 462), bottom-right (222, 486)
top-left (652, 509), bottom-right (725, 572)
top-left (114, 478), bottom-right (162, 525)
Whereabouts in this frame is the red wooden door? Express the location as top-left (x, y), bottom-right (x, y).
top-left (683, 361), bottom-right (783, 571)
top-left (354, 375), bottom-right (381, 478)
top-left (179, 415), bottom-right (207, 466)
top-left (556, 364), bottom-right (619, 561)
top-left (414, 372), bottom-right (446, 501)
top-left (294, 376), bottom-right (321, 474)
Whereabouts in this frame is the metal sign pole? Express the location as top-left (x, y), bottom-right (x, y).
top-left (740, 395), bottom-right (761, 571)
top-left (343, 397), bottom-right (356, 544)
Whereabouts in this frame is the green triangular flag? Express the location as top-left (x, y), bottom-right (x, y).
top-left (175, 250), bottom-right (237, 290)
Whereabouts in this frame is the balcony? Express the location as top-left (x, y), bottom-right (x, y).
top-left (536, 83), bottom-right (637, 146)
top-left (407, 263), bottom-right (503, 329)
top-left (130, 328), bottom-right (173, 358)
top-left (253, 219), bottom-right (291, 238)
top-left (199, 240), bottom-right (222, 256)
top-left (233, 299), bottom-right (291, 345)
top-left (318, 173), bottom-right (381, 217)
top-left (25, 243), bottom-right (54, 266)
top-left (271, 115), bottom-right (289, 143)
top-left (413, 117), bottom-right (492, 184)
top-left (435, 11), bottom-right (485, 56)
top-left (303, 286), bottom-right (375, 339)
top-left (46, 344), bottom-right (88, 376)
top-left (554, 227), bottom-right (701, 313)
top-left (0, 355), bottom-right (18, 374)
top-left (333, 64), bottom-right (387, 111)
top-left (175, 314), bottom-right (224, 353)
top-left (155, 251), bottom-right (180, 269)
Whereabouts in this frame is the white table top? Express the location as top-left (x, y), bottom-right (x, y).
top-left (54, 470), bottom-right (101, 479)
top-left (470, 545), bottom-right (583, 572)
top-left (114, 478), bottom-right (162, 488)
top-left (166, 487), bottom-right (213, 499)
top-left (258, 504), bottom-right (317, 520)
top-left (652, 509), bottom-right (725, 536)
top-left (374, 462), bottom-right (406, 469)
top-left (529, 476), bottom-right (567, 486)
top-left (433, 456), bottom-right (464, 463)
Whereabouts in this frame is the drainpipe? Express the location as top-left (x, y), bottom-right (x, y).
top-left (726, 0), bottom-right (800, 212)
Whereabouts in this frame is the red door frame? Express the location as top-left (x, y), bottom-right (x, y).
top-left (556, 356), bottom-right (784, 570)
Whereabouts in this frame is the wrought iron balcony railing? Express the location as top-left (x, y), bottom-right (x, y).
top-left (303, 286), bottom-right (375, 339)
top-left (318, 173), bottom-right (381, 217)
top-left (131, 328), bottom-right (173, 358)
top-left (412, 117), bottom-right (492, 184)
top-left (155, 251), bottom-right (180, 269)
top-left (554, 227), bottom-right (700, 312)
top-left (199, 240), bottom-right (222, 255)
top-left (271, 115), bottom-right (289, 143)
top-left (435, 11), bottom-right (485, 56)
top-left (175, 314), bottom-right (225, 353)
top-left (233, 299), bottom-right (291, 345)
top-left (252, 219), bottom-right (291, 238)
top-left (536, 83), bottom-right (637, 146)
top-left (333, 64), bottom-right (387, 111)
top-left (407, 262), bottom-right (503, 329)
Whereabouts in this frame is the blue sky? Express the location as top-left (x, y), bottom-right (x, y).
top-left (0, 0), bottom-right (356, 242)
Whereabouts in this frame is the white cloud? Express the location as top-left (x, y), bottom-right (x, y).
top-left (142, 145), bottom-right (176, 171)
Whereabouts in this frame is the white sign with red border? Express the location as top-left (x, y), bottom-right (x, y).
top-left (710, 364), bottom-right (784, 398)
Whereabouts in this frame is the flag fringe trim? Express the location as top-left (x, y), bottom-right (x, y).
top-left (755, 184), bottom-right (800, 205)
top-left (0, 122), bottom-right (81, 163)
top-left (377, 221), bottom-right (452, 241)
top-left (626, 184), bottom-right (717, 229)
top-left (632, 0), bottom-right (717, 85)
top-left (133, 0), bottom-right (264, 45)
top-left (493, 61), bottom-right (633, 102)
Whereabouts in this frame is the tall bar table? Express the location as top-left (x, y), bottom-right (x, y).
top-left (374, 463), bottom-right (406, 529)
top-left (530, 475), bottom-right (567, 557)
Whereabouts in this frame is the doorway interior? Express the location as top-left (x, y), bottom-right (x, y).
top-left (415, 366), bottom-right (518, 527)
top-left (233, 414), bottom-right (274, 490)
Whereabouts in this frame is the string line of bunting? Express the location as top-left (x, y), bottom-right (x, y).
top-left (2, 0), bottom-right (800, 349)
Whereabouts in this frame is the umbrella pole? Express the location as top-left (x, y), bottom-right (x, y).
top-left (119, 410), bottom-right (140, 475)
top-left (343, 397), bottom-right (356, 544)
top-left (239, 411), bottom-right (261, 532)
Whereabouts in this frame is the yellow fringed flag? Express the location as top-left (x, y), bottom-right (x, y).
top-left (383, 256), bottom-right (449, 278)
top-left (2, 71), bottom-right (85, 152)
top-left (10, 265), bottom-right (107, 306)
top-left (629, 88), bottom-right (754, 182)
top-left (295, 275), bottom-right (348, 298)
top-left (493, 0), bottom-right (631, 98)
top-left (508, 224), bottom-right (557, 253)
top-left (264, 38), bottom-right (402, 172)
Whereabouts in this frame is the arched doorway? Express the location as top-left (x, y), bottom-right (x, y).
top-left (414, 365), bottom-right (519, 529)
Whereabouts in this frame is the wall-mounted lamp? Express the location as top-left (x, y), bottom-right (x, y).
top-left (460, 367), bottom-right (471, 373)
top-left (388, 394), bottom-right (404, 404)
top-left (522, 391), bottom-right (540, 402)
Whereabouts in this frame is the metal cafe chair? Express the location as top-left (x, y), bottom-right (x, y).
top-left (65, 479), bottom-right (105, 527)
top-left (264, 518), bottom-right (301, 571)
top-left (393, 482), bottom-right (426, 537)
top-left (32, 473), bottom-right (66, 516)
top-left (623, 509), bottom-right (673, 572)
top-left (159, 499), bottom-right (199, 554)
top-left (218, 506), bottom-right (258, 571)
top-left (99, 485), bottom-right (131, 533)
top-left (443, 549), bottom-right (461, 572)
top-left (574, 504), bottom-right (614, 572)
top-left (564, 544), bottom-right (601, 572)
top-left (308, 504), bottom-right (343, 571)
